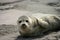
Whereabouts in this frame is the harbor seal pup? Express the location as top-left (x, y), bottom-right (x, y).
top-left (17, 14), bottom-right (60, 36)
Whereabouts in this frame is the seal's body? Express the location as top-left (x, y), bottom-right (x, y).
top-left (17, 14), bottom-right (60, 36)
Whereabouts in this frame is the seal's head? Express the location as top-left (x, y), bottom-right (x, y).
top-left (17, 15), bottom-right (38, 36)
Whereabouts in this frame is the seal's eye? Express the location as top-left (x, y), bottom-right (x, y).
top-left (19, 21), bottom-right (22, 23)
top-left (26, 20), bottom-right (28, 22)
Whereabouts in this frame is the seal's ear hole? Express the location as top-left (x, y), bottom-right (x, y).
top-left (19, 21), bottom-right (22, 23)
top-left (26, 20), bottom-right (29, 22)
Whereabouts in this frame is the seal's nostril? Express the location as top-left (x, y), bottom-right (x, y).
top-left (22, 24), bottom-right (25, 26)
top-left (21, 24), bottom-right (26, 29)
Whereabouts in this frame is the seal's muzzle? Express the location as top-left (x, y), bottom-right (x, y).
top-left (21, 24), bottom-right (27, 29)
